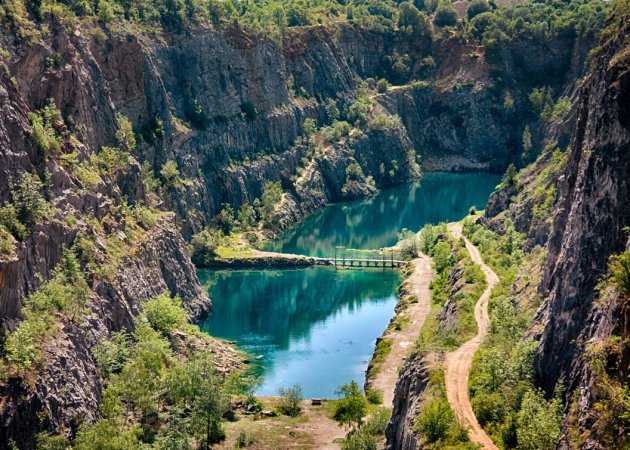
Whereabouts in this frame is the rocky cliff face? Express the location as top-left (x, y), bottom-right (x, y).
top-left (0, 45), bottom-right (214, 444)
top-left (385, 351), bottom-right (429, 450)
top-left (532, 11), bottom-right (630, 446)
top-left (473, 8), bottom-right (630, 448)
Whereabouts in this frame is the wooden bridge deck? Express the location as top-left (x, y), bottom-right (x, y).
top-left (324, 258), bottom-right (405, 268)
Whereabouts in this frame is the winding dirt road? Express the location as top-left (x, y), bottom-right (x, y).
top-left (370, 255), bottom-right (434, 406)
top-left (445, 224), bottom-right (499, 450)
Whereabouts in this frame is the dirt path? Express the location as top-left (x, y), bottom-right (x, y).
top-left (445, 223), bottom-right (499, 450)
top-left (370, 255), bottom-right (434, 407)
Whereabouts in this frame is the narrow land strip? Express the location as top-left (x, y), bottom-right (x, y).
top-left (445, 223), bottom-right (500, 450)
top-left (368, 255), bottom-right (435, 407)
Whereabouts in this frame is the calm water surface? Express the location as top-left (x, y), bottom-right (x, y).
top-left (260, 172), bottom-right (501, 257)
top-left (198, 172), bottom-right (500, 397)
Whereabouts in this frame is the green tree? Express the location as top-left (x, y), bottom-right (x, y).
top-left (609, 251), bottom-right (630, 304)
top-left (434, 2), bottom-right (458, 27)
top-left (333, 381), bottom-right (368, 429)
top-left (161, 160), bottom-right (184, 189)
top-left (414, 397), bottom-right (455, 443)
top-left (376, 78), bottom-right (389, 93)
top-left (164, 356), bottom-right (231, 448)
top-left (260, 181), bottom-right (283, 224)
top-left (93, 331), bottom-right (131, 382)
top-left (522, 125), bottom-right (532, 156)
top-left (12, 172), bottom-right (49, 227)
top-left (431, 240), bottom-right (453, 273)
top-left (115, 113), bottom-right (136, 152)
top-left (190, 229), bottom-right (220, 265)
top-left (516, 389), bottom-right (563, 450)
top-left (467, 0), bottom-right (490, 19)
top-left (143, 292), bottom-right (187, 336)
top-left (237, 203), bottom-right (256, 230)
top-left (501, 163), bottom-right (518, 188)
top-left (217, 203), bottom-right (235, 235)
top-left (303, 118), bottom-right (317, 141)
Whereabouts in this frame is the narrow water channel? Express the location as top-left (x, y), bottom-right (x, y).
top-left (198, 172), bottom-right (501, 398)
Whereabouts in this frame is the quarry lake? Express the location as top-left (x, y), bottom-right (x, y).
top-left (198, 172), bottom-right (501, 397)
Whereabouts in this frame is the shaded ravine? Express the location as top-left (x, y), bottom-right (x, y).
top-left (445, 224), bottom-right (499, 449)
top-left (369, 255), bottom-right (435, 407)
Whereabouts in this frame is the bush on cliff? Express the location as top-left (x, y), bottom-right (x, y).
top-left (190, 228), bottom-right (221, 265)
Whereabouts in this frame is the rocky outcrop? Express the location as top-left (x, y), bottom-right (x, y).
top-left (478, 7), bottom-right (630, 448)
top-left (385, 351), bottom-right (430, 450)
top-left (530, 10), bottom-right (630, 446)
top-left (271, 122), bottom-right (418, 232)
top-left (0, 51), bottom-right (212, 445)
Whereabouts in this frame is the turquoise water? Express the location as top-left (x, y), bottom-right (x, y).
top-left (198, 268), bottom-right (400, 397)
top-left (198, 172), bottom-right (500, 397)
top-left (260, 172), bottom-right (501, 257)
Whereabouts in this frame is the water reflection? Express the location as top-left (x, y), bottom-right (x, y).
top-left (260, 172), bottom-right (501, 257)
top-left (198, 268), bottom-right (400, 397)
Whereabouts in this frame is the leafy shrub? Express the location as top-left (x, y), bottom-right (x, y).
top-left (35, 432), bottom-right (70, 450)
top-left (115, 113), bottom-right (136, 152)
top-left (28, 99), bottom-right (62, 155)
top-left (141, 116), bottom-right (165, 143)
top-left (235, 430), bottom-right (256, 448)
top-left (529, 87), bottom-right (554, 120)
top-left (259, 181), bottom-right (283, 224)
top-left (364, 406), bottom-right (391, 436)
top-left (160, 160), bottom-right (185, 189)
top-left (4, 321), bottom-right (38, 371)
top-left (185, 99), bottom-right (210, 129)
top-left (92, 146), bottom-right (130, 176)
top-left (73, 162), bottom-right (101, 189)
top-left (608, 251), bottom-right (630, 303)
top-left (550, 96), bottom-right (571, 122)
top-left (237, 203), bottom-right (256, 230)
top-left (398, 228), bottom-right (419, 259)
top-left (434, 3), bottom-right (457, 27)
top-left (0, 225), bottom-right (15, 259)
top-left (93, 331), bottom-right (131, 382)
top-left (333, 381), bottom-right (368, 428)
top-left (414, 397), bottom-right (455, 443)
top-left (11, 172), bottom-right (50, 228)
top-left (376, 78), bottom-right (389, 93)
top-left (342, 428), bottom-right (376, 450)
top-left (190, 229), bottom-right (221, 266)
top-left (0, 203), bottom-right (27, 240)
top-left (217, 203), bottom-right (235, 234)
top-left (467, 0), bottom-right (490, 19)
top-left (277, 383), bottom-right (303, 416)
top-left (143, 292), bottom-right (188, 336)
top-left (366, 388), bottom-right (383, 405)
top-left (516, 389), bottom-right (563, 450)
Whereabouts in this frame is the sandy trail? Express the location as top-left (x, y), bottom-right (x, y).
top-left (445, 223), bottom-right (499, 450)
top-left (370, 255), bottom-right (434, 407)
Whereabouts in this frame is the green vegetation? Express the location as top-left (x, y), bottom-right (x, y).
top-left (333, 381), bottom-right (368, 428)
top-left (143, 292), bottom-right (188, 336)
top-left (277, 383), bottom-right (304, 416)
top-left (160, 160), bottom-right (186, 190)
top-left (0, 172), bottom-right (50, 239)
top-left (463, 219), bottom-right (566, 449)
top-left (28, 98), bottom-right (63, 155)
top-left (416, 226), bottom-right (486, 351)
top-left (365, 387), bottom-right (383, 405)
top-left (412, 370), bottom-right (471, 448)
top-left (2, 249), bottom-right (88, 375)
top-left (341, 405), bottom-right (390, 450)
top-left (72, 292), bottom-right (238, 449)
top-left (259, 181), bottom-right (283, 225)
top-left (189, 229), bottom-right (221, 265)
